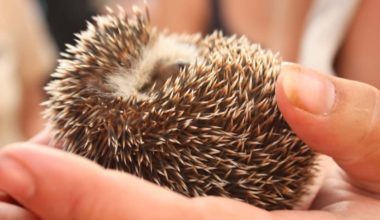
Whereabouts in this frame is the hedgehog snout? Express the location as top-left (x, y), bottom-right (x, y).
top-left (107, 35), bottom-right (199, 100)
top-left (138, 60), bottom-right (189, 93)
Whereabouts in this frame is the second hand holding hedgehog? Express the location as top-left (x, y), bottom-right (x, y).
top-left (0, 63), bottom-right (380, 219)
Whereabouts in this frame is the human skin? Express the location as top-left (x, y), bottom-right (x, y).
top-left (0, 63), bottom-right (380, 219)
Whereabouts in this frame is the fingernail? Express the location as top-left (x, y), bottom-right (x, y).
top-left (0, 156), bottom-right (35, 199)
top-left (29, 126), bottom-right (54, 147)
top-left (281, 63), bottom-right (335, 115)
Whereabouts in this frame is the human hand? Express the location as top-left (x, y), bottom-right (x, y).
top-left (0, 62), bottom-right (379, 219)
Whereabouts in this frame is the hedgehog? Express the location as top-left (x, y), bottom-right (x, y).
top-left (44, 7), bottom-right (316, 210)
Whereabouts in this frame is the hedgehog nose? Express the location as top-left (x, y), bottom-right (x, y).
top-left (139, 61), bottom-right (190, 93)
top-left (174, 61), bottom-right (189, 71)
top-left (162, 61), bottom-right (190, 74)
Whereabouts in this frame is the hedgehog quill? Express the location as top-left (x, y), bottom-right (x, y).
top-left (44, 7), bottom-right (316, 210)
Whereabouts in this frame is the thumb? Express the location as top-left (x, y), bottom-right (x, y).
top-left (0, 143), bottom-right (192, 220)
top-left (276, 63), bottom-right (380, 193)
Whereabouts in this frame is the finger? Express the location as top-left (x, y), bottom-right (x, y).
top-left (192, 197), bottom-right (339, 219)
top-left (0, 202), bottom-right (39, 220)
top-left (0, 191), bottom-right (11, 202)
top-left (0, 143), bottom-right (195, 220)
top-left (276, 63), bottom-right (380, 193)
top-left (0, 191), bottom-right (18, 205)
top-left (272, 210), bottom-right (339, 220)
top-left (0, 143), bottom-right (352, 220)
top-left (28, 127), bottom-right (52, 146)
top-left (28, 127), bottom-right (62, 149)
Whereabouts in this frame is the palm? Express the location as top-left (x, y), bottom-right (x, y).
top-left (305, 158), bottom-right (380, 219)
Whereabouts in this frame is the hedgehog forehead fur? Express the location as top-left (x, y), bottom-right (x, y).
top-left (44, 7), bottom-right (316, 211)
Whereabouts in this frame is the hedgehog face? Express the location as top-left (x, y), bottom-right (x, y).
top-left (58, 9), bottom-right (199, 101)
top-left (45, 8), bottom-right (316, 211)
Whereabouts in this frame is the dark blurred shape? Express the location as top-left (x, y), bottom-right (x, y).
top-left (209, 0), bottom-right (228, 34)
top-left (39, 0), bottom-right (97, 51)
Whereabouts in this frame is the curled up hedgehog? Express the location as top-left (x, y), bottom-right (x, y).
top-left (44, 7), bottom-right (318, 210)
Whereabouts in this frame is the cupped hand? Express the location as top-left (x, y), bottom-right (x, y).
top-left (0, 63), bottom-right (379, 220)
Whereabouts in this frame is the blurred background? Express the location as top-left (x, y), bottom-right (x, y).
top-left (0, 0), bottom-right (378, 146)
